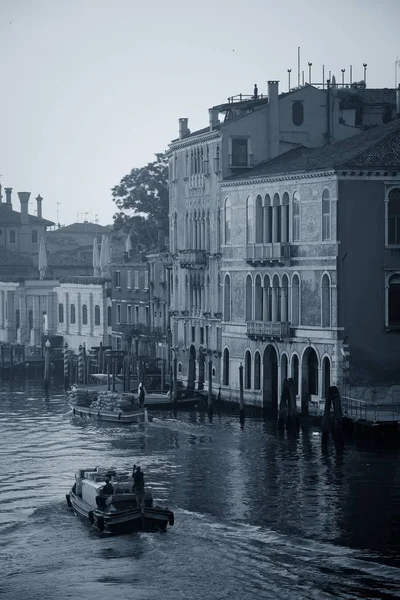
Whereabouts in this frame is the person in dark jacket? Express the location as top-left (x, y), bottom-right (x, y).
top-left (102, 477), bottom-right (114, 496)
top-left (133, 466), bottom-right (145, 493)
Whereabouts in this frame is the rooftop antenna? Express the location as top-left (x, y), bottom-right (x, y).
top-left (297, 46), bottom-right (301, 86)
top-left (341, 68), bottom-right (345, 86)
top-left (308, 62), bottom-right (312, 84)
top-left (287, 68), bottom-right (292, 91)
top-left (322, 65), bottom-right (325, 89)
top-left (363, 63), bottom-right (367, 86)
top-left (350, 64), bottom-right (353, 85)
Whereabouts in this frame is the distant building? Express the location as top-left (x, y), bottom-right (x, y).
top-left (109, 253), bottom-right (151, 356)
top-left (46, 221), bottom-right (126, 278)
top-left (0, 278), bottom-right (58, 346)
top-left (55, 276), bottom-right (112, 350)
top-left (0, 187), bottom-right (53, 277)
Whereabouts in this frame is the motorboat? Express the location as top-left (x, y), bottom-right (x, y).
top-left (66, 467), bottom-right (174, 533)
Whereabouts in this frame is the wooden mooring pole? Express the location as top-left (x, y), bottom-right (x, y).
top-left (207, 356), bottom-right (213, 420)
top-left (44, 343), bottom-right (50, 391)
top-left (239, 363), bottom-right (245, 426)
top-left (63, 342), bottom-right (69, 390)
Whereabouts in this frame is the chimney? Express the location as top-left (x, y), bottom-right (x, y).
top-left (18, 191), bottom-right (30, 224)
top-left (397, 85), bottom-right (400, 119)
top-left (268, 81), bottom-right (280, 159)
top-left (178, 118), bottom-right (190, 139)
top-left (209, 108), bottom-right (220, 131)
top-left (36, 194), bottom-right (43, 218)
top-left (5, 187), bottom-right (12, 207)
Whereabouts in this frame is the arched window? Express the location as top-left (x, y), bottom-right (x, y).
top-left (245, 351), bottom-right (251, 389)
top-left (321, 274), bottom-right (331, 327)
top-left (255, 195), bottom-right (263, 243)
top-left (291, 354), bottom-right (299, 395)
top-left (281, 275), bottom-right (289, 322)
top-left (70, 304), bottom-right (76, 325)
top-left (9, 230), bottom-right (16, 244)
top-left (58, 303), bottom-right (64, 324)
top-left (224, 198), bottom-right (231, 244)
top-left (265, 194), bottom-right (272, 243)
top-left (107, 306), bottom-right (112, 326)
top-left (255, 274), bottom-right (263, 320)
top-left (245, 275), bottom-right (253, 321)
top-left (224, 274), bottom-right (231, 321)
top-left (272, 275), bottom-right (280, 322)
top-left (32, 230), bottom-right (38, 244)
top-left (246, 196), bottom-right (254, 243)
top-left (178, 362), bottom-right (182, 373)
top-left (292, 101), bottom-right (304, 126)
top-left (322, 189), bottom-right (331, 241)
top-left (82, 304), bottom-right (88, 325)
top-left (388, 274), bottom-right (400, 327)
top-left (254, 352), bottom-right (261, 390)
top-left (223, 348), bottom-right (230, 386)
top-left (94, 305), bottom-right (100, 326)
top-left (291, 274), bottom-right (300, 326)
top-left (388, 188), bottom-right (400, 245)
top-left (292, 192), bottom-right (300, 242)
top-left (264, 276), bottom-right (272, 321)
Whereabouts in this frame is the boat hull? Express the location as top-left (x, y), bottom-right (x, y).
top-left (67, 491), bottom-right (173, 534)
top-left (70, 404), bottom-right (150, 424)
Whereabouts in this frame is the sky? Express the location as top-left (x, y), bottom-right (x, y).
top-left (0, 0), bottom-right (399, 227)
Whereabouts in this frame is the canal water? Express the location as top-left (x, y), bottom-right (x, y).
top-left (0, 379), bottom-right (399, 600)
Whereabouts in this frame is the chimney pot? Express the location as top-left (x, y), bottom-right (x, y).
top-left (267, 81), bottom-right (280, 159)
top-left (4, 187), bottom-right (12, 206)
top-left (18, 191), bottom-right (30, 224)
top-left (178, 118), bottom-right (190, 139)
top-left (36, 194), bottom-right (43, 218)
top-left (209, 108), bottom-right (220, 131)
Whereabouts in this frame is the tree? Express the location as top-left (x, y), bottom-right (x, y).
top-left (112, 152), bottom-right (169, 250)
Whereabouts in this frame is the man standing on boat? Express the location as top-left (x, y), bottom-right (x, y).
top-left (133, 466), bottom-right (145, 505)
top-left (138, 383), bottom-right (146, 407)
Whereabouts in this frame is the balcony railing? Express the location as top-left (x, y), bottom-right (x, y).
top-left (246, 320), bottom-right (290, 339)
top-left (246, 242), bottom-right (290, 265)
top-left (179, 250), bottom-right (207, 269)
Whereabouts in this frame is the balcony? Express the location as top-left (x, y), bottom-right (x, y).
top-left (179, 250), bottom-right (207, 269)
top-left (246, 243), bottom-right (290, 266)
top-left (246, 320), bottom-right (290, 340)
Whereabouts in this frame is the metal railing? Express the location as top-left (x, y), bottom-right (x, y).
top-left (342, 396), bottom-right (400, 423)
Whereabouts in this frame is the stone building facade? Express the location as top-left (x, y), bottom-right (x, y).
top-left (219, 118), bottom-right (400, 410)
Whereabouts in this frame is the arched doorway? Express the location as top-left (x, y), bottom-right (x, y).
top-left (187, 344), bottom-right (196, 391)
top-left (198, 348), bottom-right (205, 391)
top-left (262, 345), bottom-right (278, 412)
top-left (301, 347), bottom-right (319, 413)
top-left (322, 356), bottom-right (330, 398)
